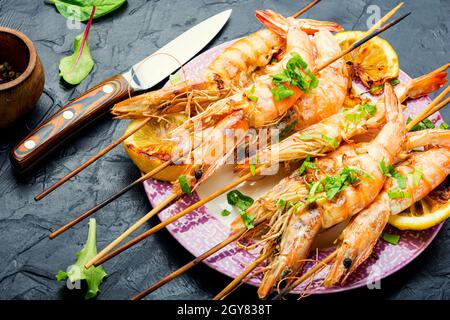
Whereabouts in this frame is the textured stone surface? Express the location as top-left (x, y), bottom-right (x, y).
top-left (0, 0), bottom-right (448, 300)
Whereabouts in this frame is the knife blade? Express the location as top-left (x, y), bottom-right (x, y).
top-left (11, 9), bottom-right (232, 173)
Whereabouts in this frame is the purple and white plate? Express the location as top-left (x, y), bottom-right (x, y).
top-left (143, 40), bottom-right (445, 294)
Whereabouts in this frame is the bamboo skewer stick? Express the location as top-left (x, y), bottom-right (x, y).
top-left (85, 9), bottom-right (410, 269)
top-left (131, 218), bottom-right (265, 300)
top-left (89, 165), bottom-right (269, 267)
top-left (83, 191), bottom-right (180, 268)
top-left (291, 0), bottom-right (321, 18)
top-left (213, 250), bottom-right (272, 300)
top-left (46, 0), bottom-right (321, 239)
top-left (48, 156), bottom-right (174, 238)
top-left (273, 250), bottom-right (338, 300)
top-left (407, 85), bottom-right (450, 131)
top-left (316, 11), bottom-right (410, 72)
top-left (35, 118), bottom-right (152, 201)
top-left (427, 96), bottom-right (450, 118)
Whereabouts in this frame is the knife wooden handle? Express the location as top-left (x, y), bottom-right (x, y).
top-left (10, 74), bottom-right (133, 173)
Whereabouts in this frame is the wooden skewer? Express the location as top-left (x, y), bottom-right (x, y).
top-left (130, 218), bottom-right (265, 300)
top-left (316, 11), bottom-right (410, 72)
top-left (48, 158), bottom-right (173, 238)
top-left (47, 0), bottom-right (321, 239)
top-left (272, 249), bottom-right (338, 300)
top-left (291, 0), bottom-right (321, 18)
top-left (89, 165), bottom-right (268, 267)
top-left (407, 85), bottom-right (450, 131)
top-left (35, 118), bottom-right (152, 201)
top-left (213, 250), bottom-right (272, 300)
top-left (84, 191), bottom-right (180, 268)
top-left (85, 8), bottom-right (410, 269)
top-left (426, 96), bottom-right (450, 119)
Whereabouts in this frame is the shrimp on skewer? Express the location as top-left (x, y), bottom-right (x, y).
top-left (324, 140), bottom-right (450, 287)
top-left (256, 83), bottom-right (406, 298)
top-left (112, 15), bottom-right (342, 119)
top-left (236, 64), bottom-right (448, 175)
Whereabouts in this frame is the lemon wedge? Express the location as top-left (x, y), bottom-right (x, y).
top-left (389, 194), bottom-right (450, 231)
top-left (335, 31), bottom-right (399, 91)
top-left (124, 114), bottom-right (189, 181)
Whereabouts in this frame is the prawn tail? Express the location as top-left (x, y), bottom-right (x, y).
top-left (255, 9), bottom-right (289, 37)
top-left (399, 63), bottom-right (449, 101)
top-left (255, 10), bottom-right (343, 37)
top-left (296, 18), bottom-right (344, 34)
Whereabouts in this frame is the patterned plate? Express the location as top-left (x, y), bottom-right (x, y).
top-left (143, 40), bottom-right (445, 294)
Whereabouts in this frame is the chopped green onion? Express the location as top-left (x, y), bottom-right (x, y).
top-left (298, 155), bottom-right (318, 176)
top-left (226, 190), bottom-right (255, 229)
top-left (272, 85), bottom-right (294, 102)
top-left (407, 116), bottom-right (435, 132)
top-left (178, 175), bottom-right (192, 195)
top-left (250, 164), bottom-right (256, 176)
top-left (169, 73), bottom-right (181, 85)
top-left (277, 198), bottom-right (286, 209)
top-left (227, 190), bottom-right (254, 211)
top-left (422, 118), bottom-right (435, 129)
top-left (412, 165), bottom-right (423, 187)
top-left (381, 232), bottom-right (400, 245)
top-left (390, 78), bottom-right (400, 86)
top-left (270, 52), bottom-right (318, 102)
top-left (370, 84), bottom-right (383, 94)
top-left (293, 202), bottom-right (303, 214)
top-left (322, 135), bottom-right (339, 148)
top-left (379, 159), bottom-right (407, 189)
top-left (246, 84), bottom-right (259, 102)
top-left (240, 212), bottom-right (255, 229)
top-left (440, 122), bottom-right (450, 130)
top-left (387, 188), bottom-right (411, 199)
top-left (306, 166), bottom-right (372, 203)
top-left (221, 209), bottom-right (231, 217)
top-left (363, 104), bottom-right (377, 116)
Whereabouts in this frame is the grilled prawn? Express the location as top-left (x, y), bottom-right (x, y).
top-left (324, 131), bottom-right (450, 286)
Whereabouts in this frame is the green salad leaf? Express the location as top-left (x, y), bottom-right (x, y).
top-left (56, 219), bottom-right (107, 299)
top-left (59, 33), bottom-right (94, 85)
top-left (59, 7), bottom-right (95, 85)
top-left (49, 0), bottom-right (127, 21)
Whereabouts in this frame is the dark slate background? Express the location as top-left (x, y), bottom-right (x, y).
top-left (0, 0), bottom-right (449, 300)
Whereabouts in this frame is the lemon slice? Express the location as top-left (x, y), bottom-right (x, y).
top-left (124, 114), bottom-right (189, 181)
top-left (389, 192), bottom-right (450, 230)
top-left (334, 31), bottom-right (399, 91)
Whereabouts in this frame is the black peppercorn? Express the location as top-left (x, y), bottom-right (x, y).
top-left (343, 257), bottom-right (352, 269)
top-left (194, 169), bottom-right (203, 180)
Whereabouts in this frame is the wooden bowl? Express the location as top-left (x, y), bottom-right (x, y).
top-left (0, 27), bottom-right (45, 128)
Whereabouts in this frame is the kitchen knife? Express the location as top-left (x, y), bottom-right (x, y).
top-left (11, 9), bottom-right (232, 173)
